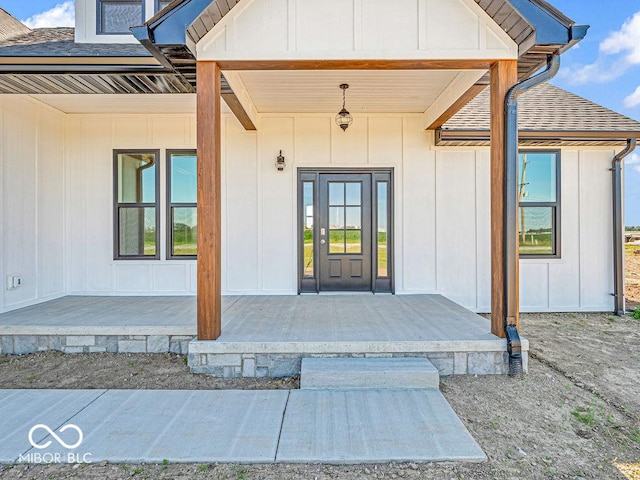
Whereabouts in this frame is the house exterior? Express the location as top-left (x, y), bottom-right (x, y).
top-left (1, 0), bottom-right (639, 370)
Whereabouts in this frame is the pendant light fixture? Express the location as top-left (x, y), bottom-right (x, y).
top-left (335, 84), bottom-right (353, 132)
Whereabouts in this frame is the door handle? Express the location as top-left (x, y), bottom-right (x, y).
top-left (320, 239), bottom-right (326, 245)
top-left (320, 228), bottom-right (326, 236)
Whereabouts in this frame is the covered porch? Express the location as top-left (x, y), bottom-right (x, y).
top-left (0, 295), bottom-right (524, 376)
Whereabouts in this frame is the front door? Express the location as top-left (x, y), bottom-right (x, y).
top-left (318, 173), bottom-right (372, 291)
top-left (298, 169), bottom-right (393, 293)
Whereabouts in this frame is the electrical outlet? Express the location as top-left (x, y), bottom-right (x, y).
top-left (6, 274), bottom-right (22, 291)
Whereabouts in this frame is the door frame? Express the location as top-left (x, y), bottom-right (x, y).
top-left (297, 168), bottom-right (394, 294)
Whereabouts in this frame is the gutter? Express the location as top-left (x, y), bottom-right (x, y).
top-left (504, 54), bottom-right (560, 376)
top-left (612, 139), bottom-right (637, 315)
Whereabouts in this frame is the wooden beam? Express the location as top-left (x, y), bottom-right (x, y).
top-left (196, 60), bottom-right (222, 341)
top-left (221, 92), bottom-right (256, 130)
top-left (427, 83), bottom-right (486, 130)
top-left (215, 59), bottom-right (496, 71)
top-left (490, 60), bottom-right (518, 338)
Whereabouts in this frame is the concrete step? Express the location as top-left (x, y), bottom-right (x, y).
top-left (300, 357), bottom-right (440, 390)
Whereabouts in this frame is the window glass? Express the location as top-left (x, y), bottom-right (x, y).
top-left (170, 154), bottom-right (197, 203)
top-left (518, 151), bottom-right (559, 257)
top-left (119, 207), bottom-right (156, 256)
top-left (303, 182), bottom-right (314, 277)
top-left (377, 182), bottom-right (388, 277)
top-left (117, 153), bottom-right (156, 203)
top-left (114, 150), bottom-right (159, 259)
top-left (157, 1), bottom-right (172, 12)
top-left (518, 153), bottom-right (556, 202)
top-left (519, 207), bottom-right (554, 256)
top-left (100, 1), bottom-right (143, 34)
top-left (168, 151), bottom-right (197, 258)
top-left (172, 207), bottom-right (197, 256)
top-left (329, 183), bottom-right (344, 206)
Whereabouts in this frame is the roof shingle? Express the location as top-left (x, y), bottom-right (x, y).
top-left (0, 8), bottom-right (31, 43)
top-left (0, 27), bottom-right (151, 57)
top-left (443, 83), bottom-right (640, 133)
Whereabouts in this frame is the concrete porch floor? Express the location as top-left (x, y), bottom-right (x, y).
top-left (0, 295), bottom-right (527, 376)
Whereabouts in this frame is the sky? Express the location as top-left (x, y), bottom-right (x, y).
top-left (2, 1), bottom-right (640, 224)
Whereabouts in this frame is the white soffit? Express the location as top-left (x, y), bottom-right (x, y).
top-left (28, 94), bottom-right (202, 114)
top-left (236, 70), bottom-right (486, 114)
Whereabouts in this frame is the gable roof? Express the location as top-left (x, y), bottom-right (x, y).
top-left (133, 0), bottom-right (587, 91)
top-left (0, 8), bottom-right (31, 43)
top-left (438, 83), bottom-right (640, 146)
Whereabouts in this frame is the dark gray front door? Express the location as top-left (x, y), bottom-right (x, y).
top-left (318, 173), bottom-right (372, 291)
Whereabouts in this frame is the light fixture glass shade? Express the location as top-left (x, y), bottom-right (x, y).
top-left (335, 84), bottom-right (353, 132)
top-left (335, 108), bottom-right (353, 132)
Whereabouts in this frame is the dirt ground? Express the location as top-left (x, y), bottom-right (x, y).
top-left (626, 245), bottom-right (640, 310)
top-left (0, 310), bottom-right (638, 480)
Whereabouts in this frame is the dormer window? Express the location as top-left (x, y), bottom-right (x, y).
top-left (156, 1), bottom-right (172, 13)
top-left (98, 0), bottom-right (144, 35)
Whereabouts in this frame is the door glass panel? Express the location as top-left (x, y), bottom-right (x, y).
top-left (377, 182), bottom-right (388, 277)
top-left (346, 230), bottom-right (362, 254)
top-left (303, 182), bottom-right (314, 277)
top-left (329, 183), bottom-right (345, 205)
top-left (329, 207), bottom-right (345, 229)
top-left (345, 207), bottom-right (362, 229)
top-left (345, 183), bottom-right (361, 205)
top-left (329, 230), bottom-right (346, 253)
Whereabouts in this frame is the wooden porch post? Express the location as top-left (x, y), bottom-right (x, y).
top-left (196, 61), bottom-right (222, 340)
top-left (490, 60), bottom-right (518, 338)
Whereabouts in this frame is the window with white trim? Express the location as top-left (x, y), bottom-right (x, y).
top-left (98, 0), bottom-right (144, 34)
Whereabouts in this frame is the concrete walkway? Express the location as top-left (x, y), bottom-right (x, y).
top-left (0, 388), bottom-right (485, 464)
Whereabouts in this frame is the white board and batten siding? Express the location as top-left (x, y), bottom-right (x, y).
top-left (0, 97), bottom-right (618, 313)
top-left (0, 96), bottom-right (66, 313)
top-left (197, 0), bottom-right (518, 61)
top-left (60, 111), bottom-right (615, 312)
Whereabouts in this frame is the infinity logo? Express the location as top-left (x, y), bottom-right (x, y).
top-left (28, 424), bottom-right (84, 450)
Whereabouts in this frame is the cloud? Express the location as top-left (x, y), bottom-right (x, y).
top-left (560, 10), bottom-right (640, 87)
top-left (600, 12), bottom-right (640, 65)
top-left (23, 1), bottom-right (75, 28)
top-left (624, 85), bottom-right (640, 108)
top-left (627, 153), bottom-right (640, 173)
top-left (557, 60), bottom-right (624, 85)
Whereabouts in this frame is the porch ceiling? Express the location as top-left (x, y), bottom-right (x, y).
top-left (235, 70), bottom-right (484, 114)
top-left (29, 93), bottom-right (199, 114)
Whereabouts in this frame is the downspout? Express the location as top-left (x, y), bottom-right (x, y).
top-left (612, 139), bottom-right (637, 315)
top-left (504, 54), bottom-right (560, 376)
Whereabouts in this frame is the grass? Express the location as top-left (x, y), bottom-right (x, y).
top-left (632, 307), bottom-right (640, 320)
top-left (234, 466), bottom-right (249, 480)
top-left (571, 406), bottom-right (597, 426)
